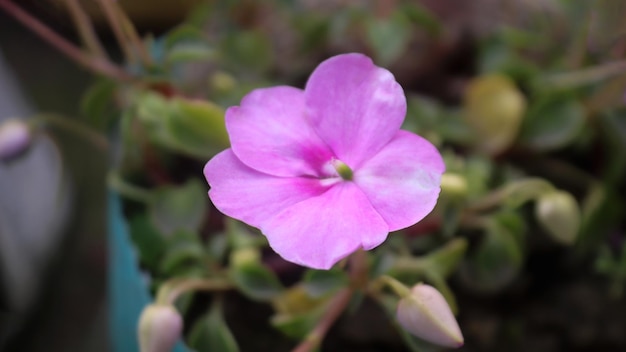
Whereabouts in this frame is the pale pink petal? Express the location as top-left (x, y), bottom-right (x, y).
top-left (204, 149), bottom-right (328, 227)
top-left (304, 53), bottom-right (406, 169)
top-left (261, 182), bottom-right (388, 270)
top-left (354, 131), bottom-right (444, 231)
top-left (227, 86), bottom-right (335, 177)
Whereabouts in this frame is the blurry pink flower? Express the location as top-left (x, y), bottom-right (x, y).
top-left (204, 53), bottom-right (444, 269)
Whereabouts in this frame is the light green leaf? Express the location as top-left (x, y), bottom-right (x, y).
top-left (302, 269), bottom-right (349, 298)
top-left (230, 263), bottom-right (284, 301)
top-left (188, 300), bottom-right (240, 352)
top-left (365, 12), bottom-right (411, 66)
top-left (519, 97), bottom-right (586, 151)
top-left (148, 179), bottom-right (207, 237)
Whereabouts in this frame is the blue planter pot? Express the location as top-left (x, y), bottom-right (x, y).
top-left (108, 192), bottom-right (189, 352)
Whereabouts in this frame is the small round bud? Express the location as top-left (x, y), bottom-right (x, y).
top-left (440, 173), bottom-right (468, 199)
top-left (535, 190), bottom-right (580, 245)
top-left (464, 74), bottom-right (526, 155)
top-left (210, 71), bottom-right (237, 93)
top-left (0, 119), bottom-right (32, 160)
top-left (396, 284), bottom-right (464, 348)
top-left (138, 304), bottom-right (183, 352)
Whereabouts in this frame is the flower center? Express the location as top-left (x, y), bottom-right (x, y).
top-left (331, 159), bottom-right (353, 181)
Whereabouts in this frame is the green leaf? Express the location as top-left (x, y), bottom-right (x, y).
top-left (148, 179), bottom-right (207, 237)
top-left (167, 98), bottom-right (229, 151)
top-left (271, 306), bottom-right (325, 340)
top-left (459, 216), bottom-right (524, 293)
top-left (501, 178), bottom-right (555, 208)
top-left (160, 235), bottom-right (206, 275)
top-left (365, 12), bottom-right (411, 66)
top-left (519, 97), bottom-right (586, 151)
top-left (164, 24), bottom-right (207, 49)
top-left (128, 215), bottom-right (167, 269)
top-left (80, 79), bottom-right (117, 129)
top-left (230, 262), bottom-right (284, 301)
top-left (422, 238), bottom-right (468, 278)
top-left (302, 269), bottom-right (349, 298)
top-left (166, 42), bottom-right (215, 64)
top-left (400, 2), bottom-right (441, 35)
top-left (136, 92), bottom-right (227, 158)
top-left (220, 30), bottom-right (273, 74)
top-left (188, 300), bottom-right (240, 352)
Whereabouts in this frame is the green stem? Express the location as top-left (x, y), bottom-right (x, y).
top-left (541, 60), bottom-right (626, 89)
top-left (378, 275), bottom-right (412, 298)
top-left (34, 113), bottom-right (109, 151)
top-left (107, 171), bottom-right (152, 203)
top-left (156, 278), bottom-right (233, 305)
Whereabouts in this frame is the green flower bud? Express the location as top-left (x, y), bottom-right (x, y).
top-left (535, 190), bottom-right (581, 245)
top-left (440, 173), bottom-right (468, 199)
top-left (464, 74), bottom-right (526, 155)
top-left (138, 304), bottom-right (183, 352)
top-left (396, 284), bottom-right (464, 348)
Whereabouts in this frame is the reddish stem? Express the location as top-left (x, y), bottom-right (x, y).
top-left (0, 0), bottom-right (132, 82)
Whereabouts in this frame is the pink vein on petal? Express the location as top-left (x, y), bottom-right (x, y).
top-left (227, 86), bottom-right (335, 178)
top-left (204, 149), bottom-right (329, 228)
top-left (304, 53), bottom-right (406, 169)
top-left (354, 131), bottom-right (445, 231)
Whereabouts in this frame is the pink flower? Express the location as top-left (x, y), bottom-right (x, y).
top-left (204, 53), bottom-right (444, 269)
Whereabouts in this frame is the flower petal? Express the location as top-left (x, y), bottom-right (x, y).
top-left (305, 53), bottom-right (406, 168)
top-left (204, 149), bottom-right (328, 227)
top-left (355, 130), bottom-right (444, 231)
top-left (261, 182), bottom-right (388, 269)
top-left (227, 86), bottom-right (335, 177)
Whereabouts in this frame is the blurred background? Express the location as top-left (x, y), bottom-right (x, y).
top-left (1, 0), bottom-right (625, 351)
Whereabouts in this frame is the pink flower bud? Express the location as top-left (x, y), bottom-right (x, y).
top-left (138, 304), bottom-right (183, 352)
top-left (396, 284), bottom-right (464, 348)
top-left (0, 119), bottom-right (31, 160)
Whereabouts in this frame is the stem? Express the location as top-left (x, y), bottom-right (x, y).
top-left (291, 249), bottom-right (369, 352)
top-left (96, 0), bottom-right (136, 63)
top-left (349, 249), bottom-right (369, 288)
top-left (35, 113), bottom-right (109, 151)
top-left (62, 0), bottom-right (108, 58)
top-left (113, 0), bottom-right (153, 66)
top-left (378, 275), bottom-right (411, 298)
top-left (156, 278), bottom-right (233, 305)
top-left (0, 0), bottom-right (133, 82)
top-left (291, 288), bottom-right (353, 352)
top-left (541, 60), bottom-right (626, 89)
top-left (107, 171), bottom-right (153, 203)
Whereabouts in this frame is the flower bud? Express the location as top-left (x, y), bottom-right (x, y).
top-left (535, 190), bottom-right (580, 245)
top-left (440, 173), bottom-right (468, 200)
top-left (463, 74), bottom-right (525, 155)
top-left (0, 119), bottom-right (31, 160)
top-left (396, 284), bottom-right (463, 348)
top-left (138, 304), bottom-right (183, 352)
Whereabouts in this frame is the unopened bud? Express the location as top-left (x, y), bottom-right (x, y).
top-left (0, 119), bottom-right (31, 160)
top-left (138, 304), bottom-right (183, 352)
top-left (463, 74), bottom-right (525, 155)
top-left (210, 71), bottom-right (236, 93)
top-left (535, 190), bottom-right (580, 245)
top-left (396, 284), bottom-right (464, 348)
top-left (440, 173), bottom-right (468, 199)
